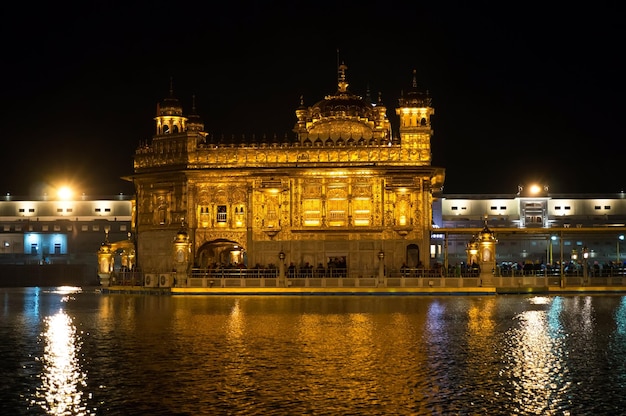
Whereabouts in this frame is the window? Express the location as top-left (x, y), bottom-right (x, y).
top-left (595, 206), bottom-right (601, 210)
top-left (217, 205), bottom-right (227, 223)
top-left (199, 205), bottom-right (210, 228)
top-left (491, 206), bottom-right (497, 210)
top-left (95, 208), bottom-right (101, 212)
top-left (353, 199), bottom-right (371, 226)
top-left (605, 206), bottom-right (611, 210)
top-left (451, 207), bottom-right (458, 210)
top-left (555, 206), bottom-right (561, 210)
top-left (29, 208), bottom-right (35, 213)
top-left (57, 208), bottom-right (63, 213)
top-left (234, 206), bottom-right (245, 227)
top-left (500, 206), bottom-right (506, 210)
top-left (18, 208), bottom-right (24, 213)
top-left (303, 199), bottom-right (321, 226)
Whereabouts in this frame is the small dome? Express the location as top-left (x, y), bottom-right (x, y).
top-left (158, 96), bottom-right (184, 116)
top-left (186, 113), bottom-right (204, 132)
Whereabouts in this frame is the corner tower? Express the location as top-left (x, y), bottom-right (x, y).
top-left (396, 70), bottom-right (434, 164)
top-left (154, 78), bottom-right (187, 135)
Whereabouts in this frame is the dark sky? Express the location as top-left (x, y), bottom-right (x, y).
top-left (1, 1), bottom-right (623, 196)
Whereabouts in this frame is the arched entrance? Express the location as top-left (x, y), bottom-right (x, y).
top-left (196, 239), bottom-right (246, 268)
top-left (406, 244), bottom-right (421, 268)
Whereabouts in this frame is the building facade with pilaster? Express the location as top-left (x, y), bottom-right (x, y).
top-left (130, 65), bottom-right (444, 282)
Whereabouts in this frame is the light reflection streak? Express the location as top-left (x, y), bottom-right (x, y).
top-left (502, 296), bottom-right (569, 414)
top-left (34, 310), bottom-right (88, 415)
top-left (615, 297), bottom-right (626, 336)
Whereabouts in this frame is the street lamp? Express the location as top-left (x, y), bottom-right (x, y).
top-left (618, 235), bottom-right (624, 265)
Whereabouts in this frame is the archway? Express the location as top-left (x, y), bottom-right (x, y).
top-left (406, 243), bottom-right (421, 268)
top-left (196, 239), bottom-right (246, 268)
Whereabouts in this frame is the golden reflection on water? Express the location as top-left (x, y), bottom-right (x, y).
top-left (35, 308), bottom-right (88, 415)
top-left (503, 296), bottom-right (569, 415)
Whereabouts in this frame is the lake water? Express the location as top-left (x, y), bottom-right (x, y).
top-left (2, 287), bottom-right (626, 415)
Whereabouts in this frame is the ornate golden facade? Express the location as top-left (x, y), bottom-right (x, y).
top-left (131, 66), bottom-right (445, 278)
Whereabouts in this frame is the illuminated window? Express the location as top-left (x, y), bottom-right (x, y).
top-left (303, 199), bottom-right (321, 226)
top-left (353, 199), bottom-right (371, 226)
top-left (198, 205), bottom-right (210, 228)
top-left (235, 206), bottom-right (245, 227)
top-left (327, 187), bottom-right (347, 226)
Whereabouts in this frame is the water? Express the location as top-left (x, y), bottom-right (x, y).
top-left (2, 288), bottom-right (626, 415)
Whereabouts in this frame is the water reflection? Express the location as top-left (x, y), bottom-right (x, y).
top-left (502, 296), bottom-right (569, 415)
top-left (3, 291), bottom-right (626, 414)
top-left (33, 287), bottom-right (88, 415)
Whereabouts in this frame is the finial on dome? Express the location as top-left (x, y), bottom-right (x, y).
top-left (412, 69), bottom-right (417, 89)
top-left (337, 61), bottom-right (349, 93)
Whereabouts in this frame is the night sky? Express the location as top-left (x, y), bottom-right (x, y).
top-left (1, 2), bottom-right (623, 196)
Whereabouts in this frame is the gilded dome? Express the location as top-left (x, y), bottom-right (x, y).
top-left (295, 63), bottom-right (391, 143)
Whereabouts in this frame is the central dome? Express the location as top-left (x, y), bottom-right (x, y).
top-left (294, 63), bottom-right (391, 145)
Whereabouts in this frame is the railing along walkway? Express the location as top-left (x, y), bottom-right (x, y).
top-left (113, 267), bottom-right (626, 289)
